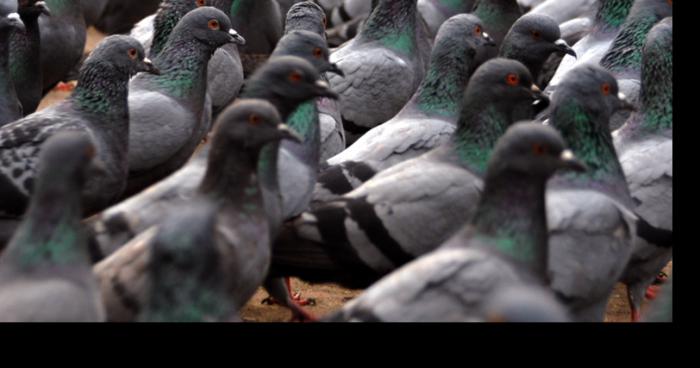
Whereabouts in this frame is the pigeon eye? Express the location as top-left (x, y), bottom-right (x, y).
top-left (289, 71), bottom-right (303, 83)
top-left (127, 48), bottom-right (138, 60)
top-left (601, 82), bottom-right (611, 96)
top-left (313, 47), bottom-right (323, 59)
top-left (249, 114), bottom-right (260, 125)
top-left (208, 19), bottom-right (220, 30)
top-left (195, 0), bottom-right (205, 6)
top-left (531, 30), bottom-right (541, 39)
top-left (323, 16), bottom-right (328, 29)
top-left (474, 25), bottom-right (482, 35)
top-left (532, 143), bottom-right (547, 156)
top-left (506, 73), bottom-right (519, 86)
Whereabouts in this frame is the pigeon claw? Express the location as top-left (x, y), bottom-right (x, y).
top-left (645, 285), bottom-right (660, 300)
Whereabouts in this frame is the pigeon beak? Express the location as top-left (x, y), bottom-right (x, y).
top-left (554, 39), bottom-right (576, 58)
top-left (140, 58), bottom-right (161, 75)
top-left (36, 1), bottom-right (51, 16)
top-left (530, 84), bottom-right (550, 113)
top-left (228, 29), bottom-right (246, 45)
top-left (559, 149), bottom-right (587, 172)
top-left (276, 124), bottom-right (303, 143)
top-left (482, 32), bottom-right (496, 47)
top-left (313, 80), bottom-right (339, 99)
top-left (616, 92), bottom-right (637, 112)
top-left (6, 13), bottom-right (25, 32)
top-left (325, 63), bottom-right (344, 77)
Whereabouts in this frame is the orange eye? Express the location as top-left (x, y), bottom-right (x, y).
top-left (313, 47), bottom-right (323, 58)
top-left (249, 114), bottom-right (260, 125)
top-left (531, 30), bottom-right (541, 39)
top-left (506, 73), bottom-right (519, 86)
top-left (474, 25), bottom-right (482, 35)
top-left (532, 143), bottom-right (546, 155)
top-left (127, 48), bottom-right (138, 60)
top-left (289, 71), bottom-right (302, 83)
top-left (208, 19), bottom-right (220, 30)
top-left (601, 83), bottom-right (611, 96)
top-left (195, 0), bottom-right (205, 6)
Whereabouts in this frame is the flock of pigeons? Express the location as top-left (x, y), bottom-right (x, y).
top-left (0, 0), bottom-right (672, 322)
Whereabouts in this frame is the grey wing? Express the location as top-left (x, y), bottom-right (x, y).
top-left (127, 90), bottom-right (195, 171)
top-left (329, 248), bottom-right (521, 322)
top-left (547, 190), bottom-right (635, 322)
top-left (278, 147), bottom-right (316, 218)
top-left (318, 96), bottom-right (346, 161)
top-left (330, 46), bottom-right (419, 128)
top-left (207, 45), bottom-right (244, 113)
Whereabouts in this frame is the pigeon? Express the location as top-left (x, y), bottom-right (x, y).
top-left (0, 2), bottom-right (25, 127)
top-left (81, 0), bottom-right (108, 26)
top-left (217, 0), bottom-right (283, 76)
top-left (9, 1), bottom-right (50, 118)
top-left (324, 122), bottom-right (585, 322)
top-left (284, 1), bottom-right (347, 161)
top-left (545, 64), bottom-right (639, 322)
top-left (95, 0), bottom-right (161, 35)
top-left (0, 132), bottom-right (105, 322)
top-left (329, 0), bottom-right (429, 145)
top-left (95, 99), bottom-right (301, 322)
top-left (536, 15), bottom-right (592, 89)
top-left (499, 13), bottom-right (576, 85)
top-left (269, 30), bottom-right (344, 219)
top-left (39, 0), bottom-right (86, 93)
top-left (470, 0), bottom-right (523, 62)
top-left (270, 59), bottom-right (541, 288)
top-left (124, 7), bottom-right (243, 197)
top-left (0, 35), bottom-right (158, 225)
top-left (417, 0), bottom-right (476, 39)
top-left (599, 0), bottom-right (672, 130)
top-left (613, 18), bottom-right (672, 322)
top-left (527, 0), bottom-right (596, 25)
top-left (315, 14), bottom-right (496, 201)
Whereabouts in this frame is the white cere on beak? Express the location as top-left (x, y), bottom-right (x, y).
top-left (316, 80), bottom-right (330, 89)
top-left (229, 29), bottom-right (238, 36)
top-left (554, 39), bottom-right (568, 47)
top-left (560, 150), bottom-right (575, 161)
top-left (483, 32), bottom-right (490, 39)
top-left (618, 92), bottom-right (627, 100)
top-left (144, 58), bottom-right (153, 64)
top-left (7, 13), bottom-right (20, 21)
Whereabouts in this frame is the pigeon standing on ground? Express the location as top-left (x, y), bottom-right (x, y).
top-left (95, 100), bottom-right (301, 322)
top-left (9, 1), bottom-right (50, 117)
top-left (94, 0), bottom-right (161, 35)
top-left (499, 13), bottom-right (576, 86)
top-left (39, 0), bottom-right (86, 93)
top-left (315, 14), bottom-right (495, 201)
top-left (270, 59), bottom-right (542, 288)
top-left (417, 0), bottom-right (475, 39)
top-left (325, 123), bottom-right (585, 322)
top-left (599, 0), bottom-right (671, 130)
top-left (0, 35), bottom-right (158, 228)
top-left (471, 0), bottom-right (523, 62)
top-left (124, 7), bottom-right (244, 197)
top-left (545, 64), bottom-right (639, 322)
top-left (0, 132), bottom-right (105, 322)
top-left (614, 18), bottom-right (672, 322)
top-left (0, 1), bottom-right (25, 126)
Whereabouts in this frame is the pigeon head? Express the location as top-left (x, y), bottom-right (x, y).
top-left (244, 56), bottom-right (339, 120)
top-left (149, 0), bottom-right (213, 58)
top-left (488, 122), bottom-right (586, 178)
top-left (271, 30), bottom-right (343, 76)
top-left (173, 6), bottom-right (245, 49)
top-left (214, 99), bottom-right (302, 151)
top-left (0, 1), bottom-right (24, 31)
top-left (87, 35), bottom-right (159, 77)
top-left (17, 0), bottom-right (51, 17)
top-left (552, 64), bottom-right (635, 133)
top-left (434, 13), bottom-right (496, 62)
top-left (284, 1), bottom-right (327, 36)
top-left (500, 14), bottom-right (575, 80)
top-left (462, 58), bottom-right (540, 114)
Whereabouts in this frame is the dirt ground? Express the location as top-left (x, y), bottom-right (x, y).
top-left (35, 28), bottom-right (669, 323)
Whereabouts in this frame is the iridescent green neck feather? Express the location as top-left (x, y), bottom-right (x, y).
top-left (359, 0), bottom-right (418, 54)
top-left (595, 0), bottom-right (634, 30)
top-left (453, 104), bottom-right (512, 174)
top-left (150, 2), bottom-right (197, 58)
top-left (153, 38), bottom-right (210, 99)
top-left (70, 61), bottom-right (129, 116)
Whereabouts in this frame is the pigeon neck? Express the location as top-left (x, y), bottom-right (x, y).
top-left (638, 34), bottom-right (672, 133)
top-left (200, 139), bottom-right (263, 207)
top-left (285, 101), bottom-right (321, 161)
top-left (241, 89), bottom-right (296, 122)
top-left (452, 102), bottom-right (515, 175)
top-left (594, 0), bottom-right (634, 32)
top-left (149, 2), bottom-right (196, 58)
top-left (229, 0), bottom-right (256, 17)
top-left (71, 61), bottom-right (130, 119)
top-left (472, 170), bottom-right (550, 282)
top-left (142, 280), bottom-right (232, 322)
top-left (599, 3), bottom-right (667, 74)
top-left (412, 38), bottom-right (476, 117)
top-left (359, 0), bottom-right (418, 55)
top-left (283, 9), bottom-right (325, 37)
top-left (472, 0), bottom-right (522, 44)
top-left (10, 9), bottom-right (41, 74)
top-left (435, 0), bottom-right (473, 13)
top-left (45, 0), bottom-right (82, 19)
top-left (4, 172), bottom-right (87, 269)
top-left (153, 37), bottom-right (212, 100)
top-left (0, 29), bottom-right (13, 82)
top-left (549, 100), bottom-right (632, 203)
